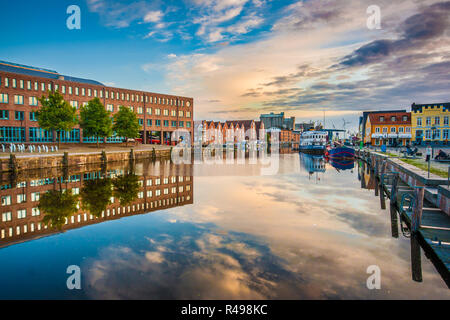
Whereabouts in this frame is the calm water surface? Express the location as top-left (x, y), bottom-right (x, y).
top-left (0, 153), bottom-right (449, 299)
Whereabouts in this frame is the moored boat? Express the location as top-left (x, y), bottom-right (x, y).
top-left (299, 131), bottom-right (327, 155)
top-left (326, 145), bottom-right (355, 159)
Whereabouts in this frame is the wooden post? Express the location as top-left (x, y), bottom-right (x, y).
top-left (390, 205), bottom-right (399, 238)
top-left (379, 175), bottom-right (386, 210)
top-left (390, 172), bottom-right (400, 207)
top-left (411, 187), bottom-right (424, 233)
top-left (410, 233), bottom-right (423, 282)
top-left (375, 159), bottom-right (379, 177)
top-left (380, 159), bottom-right (386, 177)
top-left (375, 175), bottom-right (379, 197)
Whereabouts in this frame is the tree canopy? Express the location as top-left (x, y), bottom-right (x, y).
top-left (38, 189), bottom-right (79, 230)
top-left (37, 91), bottom-right (78, 146)
top-left (112, 173), bottom-right (140, 205)
top-left (80, 178), bottom-right (113, 217)
top-left (112, 106), bottom-right (140, 145)
top-left (80, 98), bottom-right (113, 147)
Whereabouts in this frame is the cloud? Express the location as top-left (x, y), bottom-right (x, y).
top-left (143, 10), bottom-right (163, 23)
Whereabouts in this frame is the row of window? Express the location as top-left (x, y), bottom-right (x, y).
top-left (378, 115), bottom-right (409, 122)
top-left (373, 127), bottom-right (412, 133)
top-left (0, 76), bottom-right (191, 107)
top-left (0, 194), bottom-right (192, 239)
top-left (1, 193), bottom-right (40, 206)
top-left (416, 116), bottom-right (449, 127)
top-left (140, 119), bottom-right (191, 128)
top-left (416, 129), bottom-right (450, 140)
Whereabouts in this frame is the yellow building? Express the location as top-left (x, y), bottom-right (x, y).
top-left (364, 112), bottom-right (411, 146)
top-left (411, 103), bottom-right (450, 145)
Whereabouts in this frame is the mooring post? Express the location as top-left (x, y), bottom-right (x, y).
top-left (390, 205), bottom-right (399, 238)
top-left (379, 173), bottom-right (386, 210)
top-left (62, 152), bottom-right (69, 167)
top-left (411, 186), bottom-right (424, 233)
top-left (411, 233), bottom-right (423, 282)
top-left (130, 148), bottom-right (134, 161)
top-left (375, 159), bottom-right (380, 177)
top-left (8, 153), bottom-right (17, 174)
top-left (390, 172), bottom-right (400, 207)
top-left (152, 148), bottom-right (156, 161)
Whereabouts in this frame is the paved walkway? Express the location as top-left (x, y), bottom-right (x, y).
top-left (0, 144), bottom-right (170, 159)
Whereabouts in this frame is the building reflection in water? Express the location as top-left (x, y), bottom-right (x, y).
top-left (299, 153), bottom-right (326, 182)
top-left (0, 160), bottom-right (193, 248)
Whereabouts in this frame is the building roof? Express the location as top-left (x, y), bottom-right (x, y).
top-left (368, 112), bottom-right (411, 125)
top-left (411, 102), bottom-right (450, 112)
top-left (0, 60), bottom-right (104, 86)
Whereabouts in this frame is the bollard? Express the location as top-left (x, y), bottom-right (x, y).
top-left (411, 233), bottom-right (423, 282)
top-left (62, 152), bottom-right (69, 167)
top-left (411, 187), bottom-right (424, 233)
top-left (390, 172), bottom-right (400, 206)
top-left (152, 148), bottom-right (156, 161)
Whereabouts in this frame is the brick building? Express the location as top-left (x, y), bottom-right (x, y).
top-left (0, 161), bottom-right (193, 247)
top-left (0, 60), bottom-right (194, 145)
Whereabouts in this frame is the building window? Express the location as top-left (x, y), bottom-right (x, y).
top-left (62, 86), bottom-right (66, 94)
top-left (17, 209), bottom-right (26, 219)
top-left (12, 79), bottom-right (17, 88)
top-left (179, 121), bottom-right (184, 127)
top-left (75, 87), bottom-right (79, 95)
top-left (186, 121), bottom-right (191, 128)
top-left (398, 127), bottom-right (404, 133)
top-left (81, 88), bottom-right (86, 96)
top-left (15, 111), bottom-right (24, 120)
top-left (163, 120), bottom-right (169, 127)
top-left (27, 81), bottom-right (31, 90)
top-left (0, 93), bottom-right (8, 104)
top-left (137, 107), bottom-right (143, 114)
top-left (435, 117), bottom-right (440, 125)
top-left (382, 127), bottom-right (387, 133)
top-left (1, 195), bottom-right (11, 206)
top-left (147, 119), bottom-right (152, 126)
top-left (155, 120), bottom-right (161, 126)
top-left (425, 129), bottom-right (431, 139)
top-left (390, 127), bottom-right (396, 133)
top-left (29, 112), bottom-right (38, 121)
top-left (17, 194), bottom-right (26, 204)
top-left (443, 129), bottom-right (449, 140)
top-left (379, 116), bottom-right (384, 122)
top-left (171, 121), bottom-right (177, 127)
top-left (391, 116), bottom-right (396, 121)
top-left (88, 89), bottom-right (92, 97)
top-left (179, 111), bottom-right (184, 117)
top-left (163, 109), bottom-right (169, 116)
top-left (4, 78), bottom-right (9, 87)
top-left (69, 86), bottom-right (73, 95)
top-left (444, 116), bottom-right (449, 126)
top-left (29, 96), bottom-right (38, 106)
top-left (406, 127), bottom-right (411, 133)
top-left (14, 95), bottom-right (24, 105)
top-left (107, 104), bottom-right (114, 112)
top-left (139, 119), bottom-right (144, 126)
top-left (171, 110), bottom-right (176, 117)
top-left (186, 111), bottom-right (191, 118)
top-left (0, 110), bottom-right (9, 119)
top-left (41, 83), bottom-right (45, 91)
top-left (426, 117), bottom-right (431, 126)
top-left (147, 108), bottom-right (152, 115)
top-left (434, 129), bottom-right (441, 139)
top-left (417, 117), bottom-right (422, 127)
top-left (155, 109), bottom-right (161, 115)
top-left (70, 101), bottom-right (79, 109)
top-left (2, 211), bottom-right (12, 222)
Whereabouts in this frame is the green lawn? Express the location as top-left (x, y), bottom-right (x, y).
top-left (400, 158), bottom-right (449, 178)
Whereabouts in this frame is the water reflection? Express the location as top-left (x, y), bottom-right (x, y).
top-left (0, 155), bottom-right (448, 299)
top-left (0, 160), bottom-right (193, 248)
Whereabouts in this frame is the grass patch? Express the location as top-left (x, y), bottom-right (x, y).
top-left (381, 152), bottom-right (399, 157)
top-left (400, 158), bottom-right (449, 178)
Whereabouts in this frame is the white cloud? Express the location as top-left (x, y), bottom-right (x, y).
top-left (144, 10), bottom-right (163, 23)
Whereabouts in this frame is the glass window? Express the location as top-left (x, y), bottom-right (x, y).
top-left (147, 108), bottom-right (152, 115)
top-left (29, 96), bottom-right (38, 106)
top-left (15, 111), bottom-right (24, 120)
top-left (147, 119), bottom-right (152, 126)
top-left (0, 93), bottom-right (8, 104)
top-left (417, 117), bottom-right (422, 126)
top-left (435, 117), bottom-right (440, 125)
top-left (444, 116), bottom-right (449, 126)
top-left (14, 95), bottom-right (24, 105)
top-left (29, 112), bottom-right (38, 121)
top-left (426, 117), bottom-right (431, 126)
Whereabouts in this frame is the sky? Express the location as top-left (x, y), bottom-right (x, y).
top-left (0, 0), bottom-right (449, 131)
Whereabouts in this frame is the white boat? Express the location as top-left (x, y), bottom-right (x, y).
top-left (299, 131), bottom-right (328, 154)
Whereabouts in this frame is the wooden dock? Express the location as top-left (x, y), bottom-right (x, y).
top-left (356, 149), bottom-right (450, 287)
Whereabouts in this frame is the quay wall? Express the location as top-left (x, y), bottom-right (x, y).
top-left (0, 148), bottom-right (172, 173)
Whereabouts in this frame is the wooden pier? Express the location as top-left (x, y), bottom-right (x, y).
top-left (356, 149), bottom-right (450, 287)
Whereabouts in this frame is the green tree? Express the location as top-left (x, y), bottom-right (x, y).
top-left (38, 189), bottom-right (79, 230)
top-left (38, 91), bottom-right (78, 148)
top-left (112, 173), bottom-right (140, 205)
top-left (80, 178), bottom-right (113, 217)
top-left (112, 106), bottom-right (140, 147)
top-left (80, 98), bottom-right (113, 148)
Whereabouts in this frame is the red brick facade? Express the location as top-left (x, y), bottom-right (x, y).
top-left (0, 61), bottom-right (194, 145)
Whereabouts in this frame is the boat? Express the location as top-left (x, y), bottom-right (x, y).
top-left (329, 158), bottom-right (355, 171)
top-left (325, 143), bottom-right (355, 159)
top-left (299, 131), bottom-right (328, 155)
